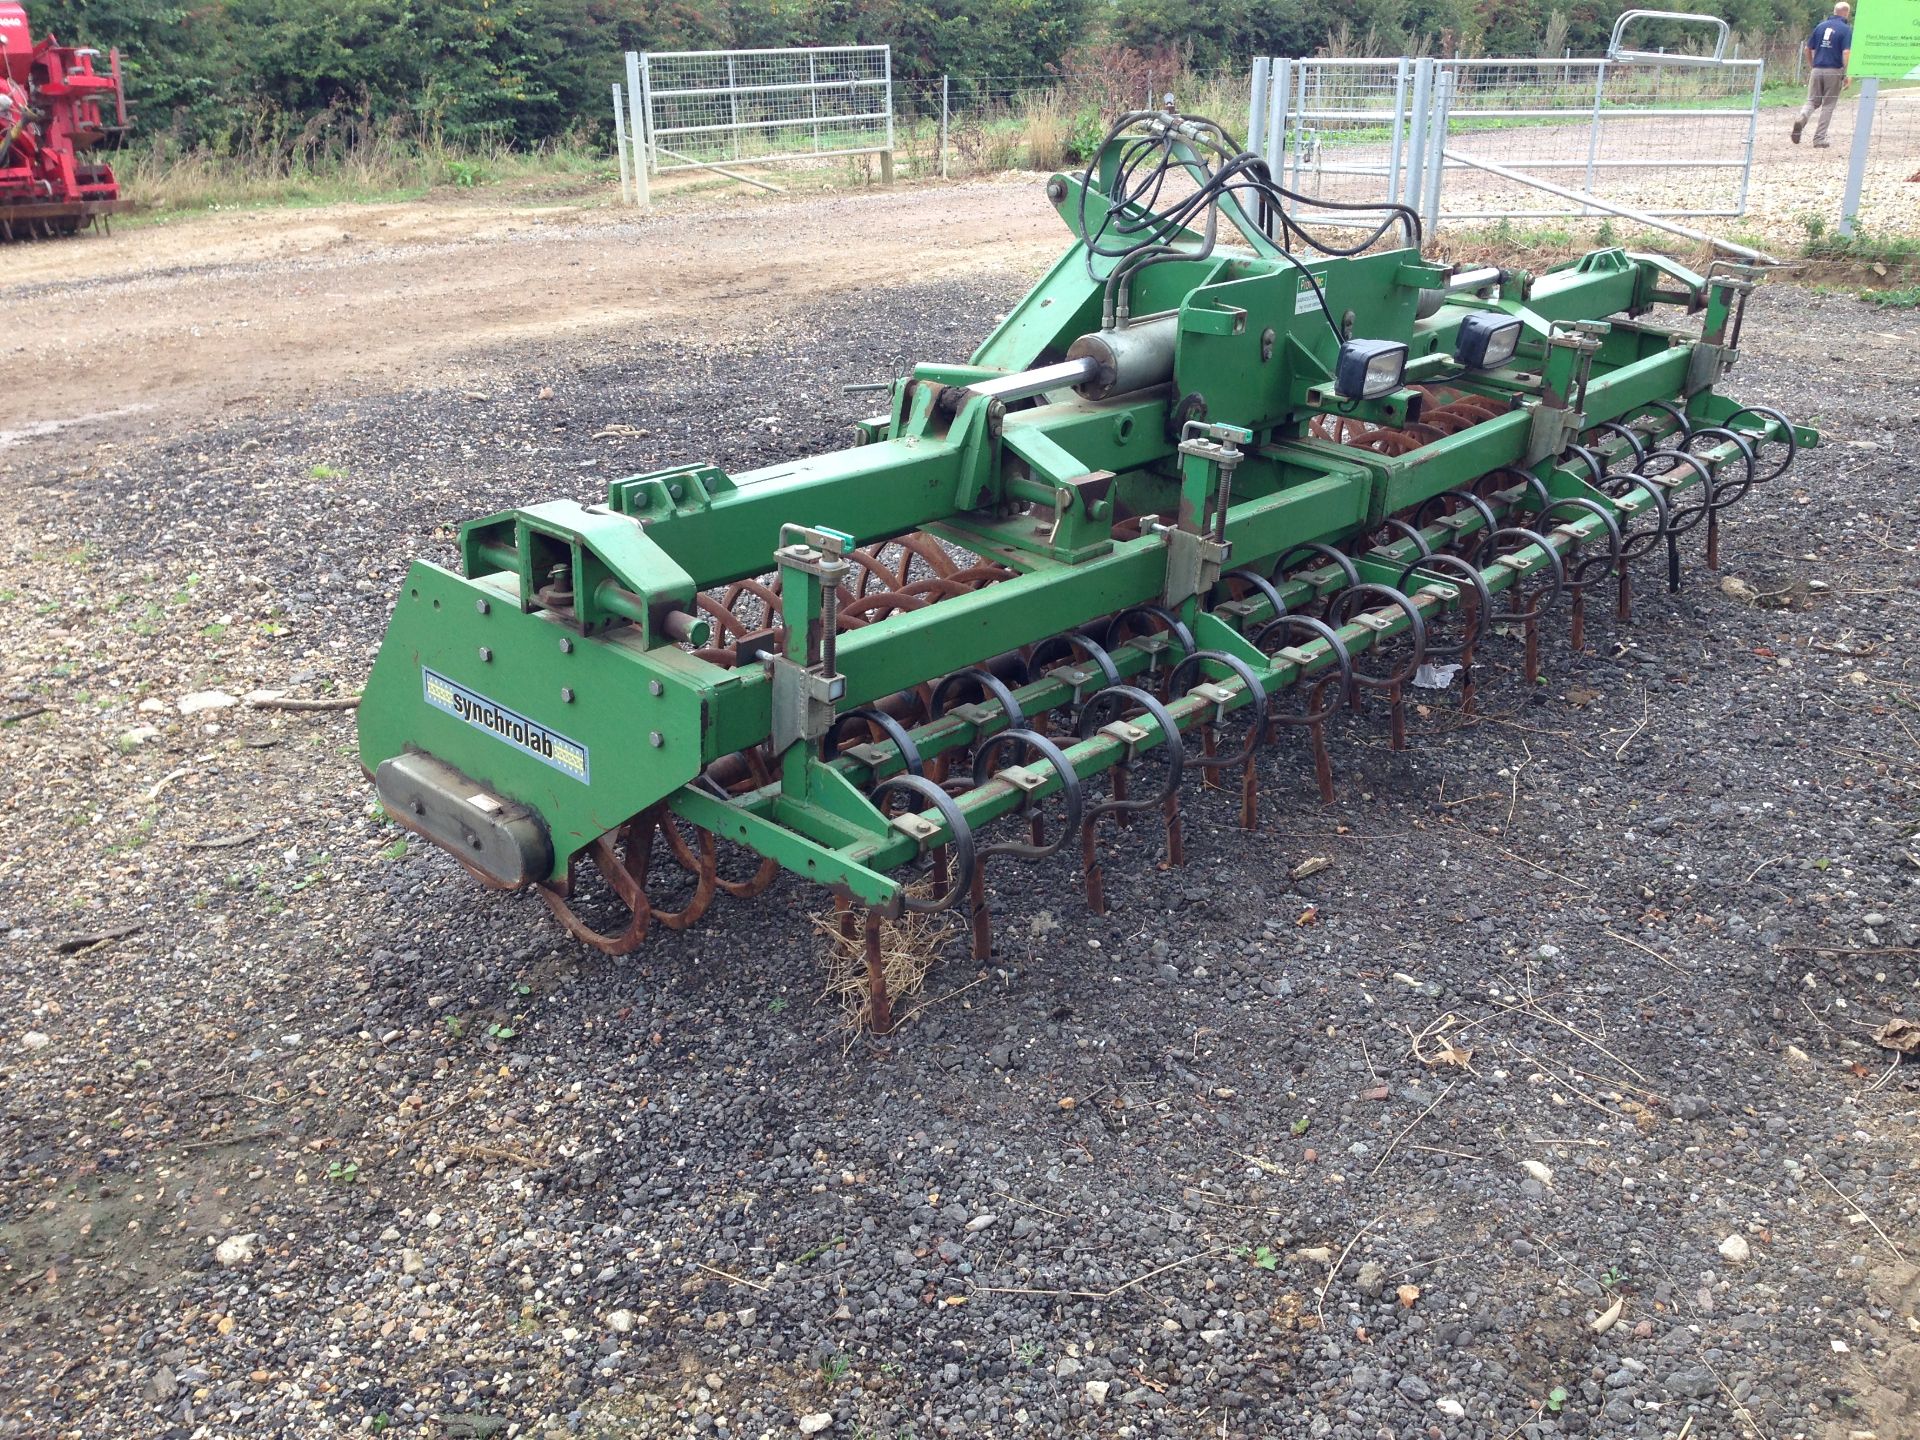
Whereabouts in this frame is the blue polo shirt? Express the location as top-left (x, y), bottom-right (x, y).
top-left (1808, 16), bottom-right (1851, 67)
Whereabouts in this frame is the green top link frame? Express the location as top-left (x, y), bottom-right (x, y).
top-left (357, 109), bottom-right (1814, 964)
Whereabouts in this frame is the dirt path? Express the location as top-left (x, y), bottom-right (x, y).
top-left (0, 176), bottom-right (1062, 447)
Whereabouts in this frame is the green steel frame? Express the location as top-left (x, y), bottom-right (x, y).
top-left (357, 125), bottom-right (1814, 937)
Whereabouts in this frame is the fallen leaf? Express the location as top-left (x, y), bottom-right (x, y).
top-left (1295, 905), bottom-right (1320, 927)
top-left (1873, 1017), bottom-right (1920, 1055)
top-left (1522, 1159), bottom-right (1554, 1187)
top-left (1058, 1096), bottom-right (1076, 1110)
top-left (1397, 1284), bottom-right (1420, 1308)
top-left (1290, 856), bottom-right (1331, 880)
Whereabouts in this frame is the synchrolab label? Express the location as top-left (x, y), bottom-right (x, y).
top-left (422, 668), bottom-right (589, 782)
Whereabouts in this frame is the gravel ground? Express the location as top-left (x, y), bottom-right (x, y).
top-left (2, 278), bottom-right (1917, 1440)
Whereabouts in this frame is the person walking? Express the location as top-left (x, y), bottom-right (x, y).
top-left (1793, 2), bottom-right (1853, 147)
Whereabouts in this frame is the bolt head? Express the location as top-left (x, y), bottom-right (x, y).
top-left (649, 680), bottom-right (663, 697)
top-left (476, 598), bottom-right (490, 615)
top-left (648, 731), bottom-right (664, 748)
top-left (561, 687), bottom-right (575, 703)
top-left (478, 646), bottom-right (493, 662)
top-left (558, 636), bottom-right (573, 654)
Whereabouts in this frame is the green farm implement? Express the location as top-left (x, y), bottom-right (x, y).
top-left (359, 108), bottom-right (1812, 1028)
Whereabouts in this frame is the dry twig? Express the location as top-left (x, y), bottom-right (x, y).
top-left (248, 694), bottom-right (361, 711)
top-left (53, 924), bottom-right (140, 953)
top-left (1315, 1213), bottom-right (1386, 1330)
top-left (1603, 925), bottom-right (1688, 974)
top-left (1613, 688), bottom-right (1651, 760)
top-left (180, 828), bottom-right (263, 849)
top-left (1370, 1082), bottom-right (1457, 1177)
top-left (694, 1260), bottom-right (770, 1292)
top-left (1809, 1165), bottom-right (1909, 1262)
top-left (971, 1248), bottom-right (1218, 1300)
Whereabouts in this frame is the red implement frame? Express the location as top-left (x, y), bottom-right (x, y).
top-left (0, 1), bottom-right (127, 238)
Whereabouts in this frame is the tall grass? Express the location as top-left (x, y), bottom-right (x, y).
top-left (117, 100), bottom-right (609, 215)
top-left (896, 57), bottom-right (1251, 182)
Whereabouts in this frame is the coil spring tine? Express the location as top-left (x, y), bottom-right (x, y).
top-left (1482, 465), bottom-right (1553, 523)
top-left (1540, 498), bottom-right (1623, 653)
top-left (1483, 527), bottom-right (1565, 683)
top-left (1601, 473), bottom-right (1672, 621)
top-left (1641, 398), bottom-right (1692, 445)
top-left (1683, 426), bottom-right (1758, 571)
top-left (1485, 527), bottom-right (1568, 615)
top-left (1251, 614), bottom-right (1355, 804)
top-left (1103, 604), bottom-right (1197, 659)
top-left (1327, 583), bottom-right (1429, 748)
top-left (1396, 552), bottom-right (1491, 713)
top-left (1274, 542), bottom-right (1362, 608)
top-left (1075, 684), bottom-right (1187, 913)
top-left (931, 666), bottom-right (1028, 734)
top-left (1593, 419), bottom-right (1648, 470)
top-left (1029, 630), bottom-right (1123, 730)
top-left (970, 729), bottom-right (1085, 861)
top-left (1414, 489), bottom-right (1502, 564)
top-left (1639, 450), bottom-right (1715, 589)
top-left (1375, 517), bottom-right (1434, 558)
top-left (1724, 405), bottom-right (1797, 482)
top-left (1166, 650), bottom-right (1270, 829)
top-left (1602, 472), bottom-right (1675, 559)
top-left (1222, 568), bottom-right (1288, 619)
top-left (824, 706), bottom-right (926, 779)
top-left (1562, 443), bottom-right (1608, 490)
top-left (871, 774), bottom-right (977, 916)
top-left (964, 728), bottom-right (1083, 960)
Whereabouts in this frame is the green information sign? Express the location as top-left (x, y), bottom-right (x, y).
top-left (1851, 0), bottom-right (1920, 79)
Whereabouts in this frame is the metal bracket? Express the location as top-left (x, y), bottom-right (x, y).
top-left (1157, 524), bottom-right (1232, 609)
top-left (769, 523), bottom-right (853, 757)
top-left (1189, 680), bottom-right (1235, 724)
top-left (768, 657), bottom-right (845, 756)
top-left (1098, 718), bottom-right (1152, 758)
top-left (1522, 399), bottom-right (1586, 466)
top-left (890, 810), bottom-right (942, 844)
top-left (1684, 341), bottom-right (1731, 397)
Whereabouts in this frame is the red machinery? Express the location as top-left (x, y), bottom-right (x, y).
top-left (0, 1), bottom-right (126, 238)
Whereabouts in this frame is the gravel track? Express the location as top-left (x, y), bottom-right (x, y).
top-left (2, 275), bottom-right (1917, 1440)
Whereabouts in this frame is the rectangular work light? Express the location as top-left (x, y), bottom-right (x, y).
top-left (1454, 313), bottom-right (1523, 370)
top-left (1335, 339), bottom-right (1408, 401)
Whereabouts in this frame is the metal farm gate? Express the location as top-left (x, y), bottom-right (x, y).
top-left (1248, 41), bottom-right (1763, 235)
top-left (631, 45), bottom-right (894, 177)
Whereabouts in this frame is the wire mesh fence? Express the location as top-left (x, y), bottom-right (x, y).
top-left (1440, 58), bottom-right (1764, 221)
top-left (638, 46), bottom-right (892, 172)
top-left (617, 43), bottom-right (1919, 243)
top-left (1255, 56), bottom-right (1765, 225)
